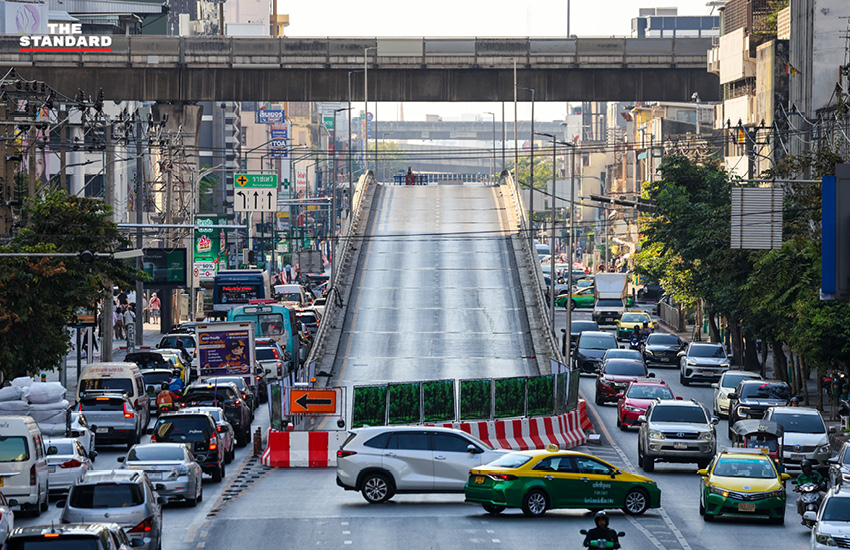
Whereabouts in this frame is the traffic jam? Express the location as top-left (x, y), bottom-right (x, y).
top-left (0, 275), bottom-right (326, 550)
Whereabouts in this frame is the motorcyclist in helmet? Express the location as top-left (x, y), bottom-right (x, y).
top-left (640, 321), bottom-right (652, 339)
top-left (583, 511), bottom-right (620, 549)
top-left (795, 459), bottom-right (826, 517)
top-left (631, 325), bottom-right (643, 344)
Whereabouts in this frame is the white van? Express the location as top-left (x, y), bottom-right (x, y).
top-left (274, 284), bottom-right (307, 306)
top-left (76, 362), bottom-right (150, 428)
top-left (0, 416), bottom-right (51, 515)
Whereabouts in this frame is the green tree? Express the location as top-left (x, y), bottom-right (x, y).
top-left (0, 190), bottom-right (144, 379)
top-left (376, 141), bottom-right (408, 182)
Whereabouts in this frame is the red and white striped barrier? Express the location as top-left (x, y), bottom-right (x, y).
top-left (261, 401), bottom-right (591, 468)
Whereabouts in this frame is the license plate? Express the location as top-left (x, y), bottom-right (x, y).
top-left (475, 476), bottom-right (485, 484)
top-left (96, 428), bottom-right (109, 434)
top-left (675, 442), bottom-right (688, 450)
top-left (791, 453), bottom-right (806, 460)
top-left (660, 357), bottom-right (670, 362)
top-left (147, 472), bottom-right (162, 480)
top-left (48, 465), bottom-right (56, 473)
top-left (738, 502), bottom-right (756, 512)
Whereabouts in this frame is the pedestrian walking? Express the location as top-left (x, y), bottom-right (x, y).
top-left (114, 304), bottom-right (125, 339)
top-left (150, 293), bottom-right (161, 324)
top-left (123, 305), bottom-right (135, 341)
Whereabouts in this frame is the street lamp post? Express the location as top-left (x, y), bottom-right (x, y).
top-left (381, 132), bottom-right (393, 182)
top-left (364, 46), bottom-right (376, 172)
top-left (519, 87), bottom-right (536, 250)
top-left (566, 140), bottom-right (577, 368)
top-left (484, 112), bottom-right (496, 184)
top-left (331, 107), bottom-right (352, 290)
top-left (348, 70), bottom-right (363, 216)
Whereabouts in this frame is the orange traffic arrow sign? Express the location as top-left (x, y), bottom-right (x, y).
top-left (289, 389), bottom-right (339, 414)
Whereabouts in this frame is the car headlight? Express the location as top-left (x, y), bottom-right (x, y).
top-left (816, 533), bottom-right (837, 547)
top-left (819, 444), bottom-right (832, 455)
top-left (720, 363), bottom-right (730, 368)
top-left (765, 489), bottom-right (785, 499)
top-left (648, 430), bottom-right (665, 440)
top-left (624, 405), bottom-right (643, 412)
top-left (708, 484), bottom-right (729, 497)
top-left (698, 432), bottom-right (713, 441)
top-left (644, 349), bottom-right (655, 356)
top-left (686, 361), bottom-right (697, 366)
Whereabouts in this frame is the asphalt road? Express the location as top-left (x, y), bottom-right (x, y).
top-left (331, 183), bottom-right (536, 385)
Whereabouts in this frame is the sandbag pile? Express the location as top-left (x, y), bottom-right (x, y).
top-left (0, 378), bottom-right (70, 436)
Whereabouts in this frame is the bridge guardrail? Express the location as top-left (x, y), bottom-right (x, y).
top-left (501, 172), bottom-right (563, 371)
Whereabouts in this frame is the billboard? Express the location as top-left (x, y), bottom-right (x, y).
top-left (142, 248), bottom-right (187, 287)
top-left (194, 216), bottom-right (226, 280)
top-left (196, 322), bottom-right (255, 378)
top-left (257, 109), bottom-right (284, 124)
top-left (2, 1), bottom-right (47, 34)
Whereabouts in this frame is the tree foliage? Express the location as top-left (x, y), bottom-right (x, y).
top-left (0, 190), bottom-right (144, 380)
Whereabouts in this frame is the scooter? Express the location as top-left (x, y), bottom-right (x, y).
top-left (796, 482), bottom-right (824, 528)
top-left (580, 530), bottom-right (625, 549)
top-left (629, 335), bottom-right (643, 351)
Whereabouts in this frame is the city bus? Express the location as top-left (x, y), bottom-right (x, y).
top-left (211, 269), bottom-right (271, 320)
top-left (226, 303), bottom-right (299, 374)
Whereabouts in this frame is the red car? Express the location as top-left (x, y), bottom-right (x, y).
top-left (616, 380), bottom-right (677, 430)
top-left (594, 359), bottom-right (653, 405)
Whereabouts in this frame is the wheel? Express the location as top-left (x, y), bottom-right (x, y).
top-left (198, 483), bottom-right (203, 502)
top-left (361, 473), bottom-right (393, 504)
top-left (680, 372), bottom-right (690, 386)
top-left (39, 484), bottom-right (48, 513)
top-left (245, 428), bottom-right (252, 444)
top-left (637, 445), bottom-right (644, 468)
top-left (211, 463), bottom-right (223, 483)
top-left (771, 514), bottom-right (784, 525)
top-left (642, 452), bottom-right (655, 473)
top-left (570, 300), bottom-right (577, 311)
top-left (482, 503), bottom-right (506, 515)
top-left (703, 510), bottom-right (715, 522)
top-left (727, 421), bottom-right (735, 440)
top-left (616, 416), bottom-right (624, 430)
top-left (187, 483), bottom-right (199, 507)
top-left (521, 490), bottom-right (549, 517)
top-left (623, 488), bottom-right (650, 515)
top-left (126, 434), bottom-right (135, 451)
top-left (236, 430), bottom-right (247, 448)
top-left (699, 499), bottom-right (705, 516)
top-left (595, 391), bottom-right (604, 406)
top-left (225, 446), bottom-right (233, 464)
top-left (221, 461), bottom-right (226, 478)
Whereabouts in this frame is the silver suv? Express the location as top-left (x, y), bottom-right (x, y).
top-left (679, 343), bottom-right (730, 386)
top-left (58, 470), bottom-right (163, 550)
top-left (336, 426), bottom-right (505, 503)
top-left (637, 399), bottom-right (718, 472)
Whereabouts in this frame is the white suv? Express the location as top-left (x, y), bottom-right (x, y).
top-left (807, 487), bottom-right (850, 549)
top-left (336, 426), bottom-right (506, 503)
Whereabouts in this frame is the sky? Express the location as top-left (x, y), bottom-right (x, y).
top-left (280, 0), bottom-right (718, 121)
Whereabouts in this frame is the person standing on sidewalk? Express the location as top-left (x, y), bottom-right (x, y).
top-left (149, 293), bottom-right (161, 324)
top-left (123, 305), bottom-right (135, 341)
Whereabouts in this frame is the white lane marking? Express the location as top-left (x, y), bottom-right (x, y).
top-left (197, 543), bottom-right (206, 549)
top-left (342, 531), bottom-right (350, 535)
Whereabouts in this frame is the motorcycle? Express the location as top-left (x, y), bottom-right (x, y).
top-left (796, 482), bottom-right (824, 528)
top-left (580, 530), bottom-right (625, 549)
top-left (629, 335), bottom-right (643, 351)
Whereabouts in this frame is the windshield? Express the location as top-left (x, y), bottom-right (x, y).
top-left (771, 412), bottom-right (826, 434)
top-left (154, 416), bottom-right (213, 442)
top-left (0, 436), bottom-right (29, 462)
top-left (628, 385), bottom-right (673, 400)
top-left (579, 335), bottom-right (617, 350)
top-left (485, 453), bottom-right (532, 468)
top-left (69, 483), bottom-right (144, 508)
top-left (688, 345), bottom-right (726, 358)
top-left (822, 497), bottom-right (850, 522)
top-left (596, 299), bottom-right (624, 308)
top-left (258, 313), bottom-right (285, 337)
top-left (646, 334), bottom-right (680, 346)
top-left (621, 313), bottom-right (648, 323)
top-left (722, 373), bottom-right (757, 389)
top-left (740, 383), bottom-right (792, 401)
top-left (7, 536), bottom-right (100, 550)
top-left (205, 378), bottom-right (245, 390)
top-left (256, 348), bottom-right (279, 361)
top-left (297, 314), bottom-right (318, 324)
top-left (128, 445), bottom-right (185, 461)
top-left (712, 458), bottom-right (777, 479)
top-left (80, 378), bottom-right (133, 395)
top-left (277, 292), bottom-right (301, 302)
top-left (182, 389), bottom-right (237, 404)
top-left (80, 398), bottom-right (124, 411)
top-left (159, 336), bottom-right (195, 349)
top-left (650, 405), bottom-right (708, 423)
top-left (603, 361), bottom-right (647, 376)
top-left (604, 350), bottom-right (642, 361)
top-left (571, 322), bottom-right (598, 333)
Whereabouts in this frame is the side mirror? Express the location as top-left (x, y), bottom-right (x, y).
top-left (782, 473), bottom-right (792, 481)
top-left (117, 456), bottom-right (125, 463)
top-left (711, 383), bottom-right (718, 389)
top-left (803, 511), bottom-right (818, 523)
top-left (637, 415), bottom-right (647, 424)
top-left (728, 393), bottom-right (739, 400)
top-left (560, 328), bottom-right (566, 333)
top-left (829, 457), bottom-right (839, 465)
top-left (172, 369), bottom-right (181, 377)
top-left (155, 483), bottom-right (166, 491)
top-left (696, 469), bottom-right (709, 476)
top-left (157, 496), bottom-right (166, 505)
top-left (130, 540), bottom-right (146, 548)
top-left (146, 427), bottom-right (155, 435)
top-left (615, 393), bottom-right (624, 399)
top-left (7, 499), bottom-right (18, 507)
top-left (830, 426), bottom-right (838, 434)
top-left (617, 532), bottom-right (626, 538)
top-left (265, 369), bottom-right (272, 375)
top-left (711, 417), bottom-right (719, 425)
top-left (580, 530), bottom-right (588, 535)
top-left (677, 351), bottom-right (686, 357)
top-left (467, 445), bottom-right (483, 455)
top-left (56, 500), bottom-right (66, 508)
top-left (47, 446), bottom-right (58, 456)
top-left (146, 385), bottom-right (156, 393)
top-left (648, 372), bottom-right (656, 378)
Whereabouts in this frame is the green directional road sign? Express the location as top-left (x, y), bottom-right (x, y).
top-left (234, 174), bottom-right (278, 188)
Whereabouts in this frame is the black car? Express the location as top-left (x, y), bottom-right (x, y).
top-left (150, 411), bottom-right (226, 481)
top-left (178, 383), bottom-right (252, 447)
top-left (202, 376), bottom-right (257, 415)
top-left (642, 333), bottom-right (686, 368)
top-left (727, 380), bottom-right (793, 438)
top-left (637, 283), bottom-right (664, 302)
top-left (573, 331), bottom-right (619, 374)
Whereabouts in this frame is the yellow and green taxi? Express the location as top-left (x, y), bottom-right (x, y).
top-left (616, 311), bottom-right (657, 340)
top-left (464, 447), bottom-right (661, 517)
top-left (153, 350), bottom-right (190, 384)
top-left (698, 448), bottom-right (790, 524)
top-left (555, 287), bottom-right (595, 310)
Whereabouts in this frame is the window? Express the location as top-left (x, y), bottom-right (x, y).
top-left (740, 383), bottom-right (792, 401)
top-left (386, 432), bottom-right (429, 451)
top-left (596, 299), bottom-right (624, 308)
top-left (688, 345), bottom-right (726, 358)
top-left (69, 483), bottom-right (144, 508)
top-left (153, 416), bottom-right (214, 443)
top-left (255, 348), bottom-right (279, 361)
top-left (721, 373), bottom-right (756, 389)
top-left (128, 445), bottom-right (186, 461)
top-left (603, 361), bottom-right (647, 376)
top-left (258, 313), bottom-right (285, 337)
top-left (160, 336), bottom-right (196, 349)
top-left (363, 433), bottom-right (391, 449)
top-left (770, 412), bottom-right (826, 434)
top-left (80, 398), bottom-right (124, 411)
top-left (575, 457), bottom-right (613, 475)
top-left (49, 441), bottom-right (76, 455)
top-left (579, 335), bottom-right (618, 350)
top-left (822, 497), bottom-right (850, 522)
top-left (0, 436), bottom-right (30, 462)
top-left (712, 458), bottom-right (776, 479)
top-left (645, 334), bottom-right (679, 346)
top-left (80, 378), bottom-right (133, 395)
top-left (432, 433), bottom-right (473, 453)
top-left (534, 456), bottom-right (576, 473)
top-left (143, 372), bottom-right (172, 387)
top-left (6, 536), bottom-right (101, 550)
top-left (621, 313), bottom-right (648, 323)
top-left (485, 454), bottom-right (532, 468)
top-left (627, 385), bottom-right (673, 400)
top-left (650, 405), bottom-right (708, 424)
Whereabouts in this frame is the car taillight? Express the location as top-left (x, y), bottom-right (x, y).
top-left (234, 400), bottom-right (241, 406)
top-left (488, 474), bottom-right (517, 481)
top-left (123, 402), bottom-right (135, 418)
top-left (60, 459), bottom-right (82, 469)
top-left (151, 433), bottom-right (157, 442)
top-left (30, 464), bottom-right (36, 486)
top-left (128, 516), bottom-right (154, 533)
top-left (77, 403), bottom-right (83, 412)
top-left (272, 349), bottom-right (280, 359)
top-left (242, 392), bottom-right (248, 400)
top-left (337, 450), bottom-right (356, 458)
top-left (276, 363), bottom-right (282, 377)
top-left (256, 376), bottom-right (262, 381)
top-left (209, 435), bottom-right (217, 451)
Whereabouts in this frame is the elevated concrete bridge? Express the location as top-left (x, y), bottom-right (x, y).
top-left (0, 36), bottom-right (718, 102)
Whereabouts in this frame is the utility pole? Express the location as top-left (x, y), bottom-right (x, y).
top-left (566, 142), bottom-right (576, 369)
top-left (134, 114), bottom-right (146, 345)
top-left (513, 59), bottom-right (518, 195)
top-left (0, 101), bottom-right (10, 234)
top-left (59, 108), bottom-right (67, 193)
top-left (102, 124), bottom-right (116, 363)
